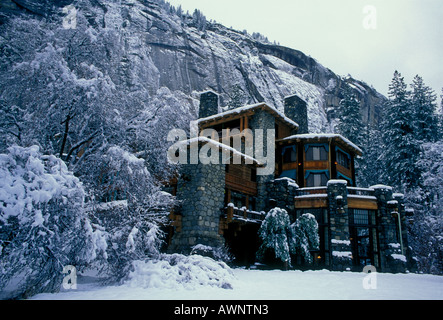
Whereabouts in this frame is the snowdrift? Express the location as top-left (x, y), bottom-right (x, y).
top-left (125, 254), bottom-right (235, 290)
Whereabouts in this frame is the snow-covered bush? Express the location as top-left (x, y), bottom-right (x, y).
top-left (125, 254), bottom-right (235, 290)
top-left (257, 207), bottom-right (292, 265)
top-left (190, 244), bottom-right (233, 262)
top-left (290, 213), bottom-right (320, 264)
top-left (0, 145), bottom-right (106, 299)
top-left (257, 208), bottom-right (320, 267)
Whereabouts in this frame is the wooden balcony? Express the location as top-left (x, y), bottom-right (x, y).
top-left (225, 205), bottom-right (265, 223)
top-left (225, 172), bottom-right (257, 196)
top-left (294, 186), bottom-right (378, 210)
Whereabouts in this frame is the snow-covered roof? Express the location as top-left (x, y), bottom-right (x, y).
top-left (176, 136), bottom-right (263, 166)
top-left (197, 102), bottom-right (299, 130)
top-left (279, 133), bottom-right (363, 155)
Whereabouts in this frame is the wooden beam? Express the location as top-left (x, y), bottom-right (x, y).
top-left (294, 198), bottom-right (328, 209)
top-left (348, 197), bottom-right (378, 210)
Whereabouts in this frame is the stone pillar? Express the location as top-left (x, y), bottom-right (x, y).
top-left (372, 185), bottom-right (406, 273)
top-left (249, 108), bottom-right (276, 212)
top-left (284, 94), bottom-right (308, 134)
top-left (266, 178), bottom-right (298, 220)
top-left (327, 180), bottom-right (352, 271)
top-left (168, 162), bottom-right (226, 254)
top-left (199, 91), bottom-right (219, 119)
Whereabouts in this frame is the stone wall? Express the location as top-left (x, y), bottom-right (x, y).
top-left (371, 185), bottom-right (407, 273)
top-left (266, 177), bottom-right (299, 218)
top-left (248, 108), bottom-right (276, 212)
top-left (327, 180), bottom-right (352, 270)
top-left (168, 161), bottom-right (226, 254)
top-left (199, 91), bottom-right (219, 119)
top-left (284, 94), bottom-right (308, 134)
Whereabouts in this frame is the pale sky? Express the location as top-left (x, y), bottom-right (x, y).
top-left (168, 0), bottom-right (442, 100)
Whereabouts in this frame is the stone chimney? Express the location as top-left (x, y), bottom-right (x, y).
top-left (284, 94), bottom-right (308, 134)
top-left (199, 90), bottom-right (219, 119)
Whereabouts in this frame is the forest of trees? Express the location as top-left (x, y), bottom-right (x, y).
top-left (0, 8), bottom-right (195, 298)
top-left (336, 71), bottom-right (442, 274)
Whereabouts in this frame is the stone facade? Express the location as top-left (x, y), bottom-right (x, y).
top-left (266, 178), bottom-right (298, 215)
top-left (168, 161), bottom-right (226, 254)
top-left (371, 185), bottom-right (410, 273)
top-left (284, 95), bottom-right (308, 134)
top-left (248, 108), bottom-right (276, 212)
top-left (327, 180), bottom-right (352, 270)
top-left (168, 91), bottom-right (413, 273)
top-left (199, 91), bottom-right (219, 119)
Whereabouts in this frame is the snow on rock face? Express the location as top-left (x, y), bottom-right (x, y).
top-left (0, 0), bottom-right (386, 136)
top-left (125, 254), bottom-right (235, 290)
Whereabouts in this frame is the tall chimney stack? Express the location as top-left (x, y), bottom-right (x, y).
top-left (284, 94), bottom-right (308, 134)
top-left (199, 91), bottom-right (219, 119)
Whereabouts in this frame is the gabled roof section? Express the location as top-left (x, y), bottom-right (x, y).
top-left (197, 102), bottom-right (299, 130)
top-left (176, 136), bottom-right (264, 167)
top-left (279, 133), bottom-right (363, 156)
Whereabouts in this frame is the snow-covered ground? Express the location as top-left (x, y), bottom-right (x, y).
top-left (31, 268), bottom-right (442, 300)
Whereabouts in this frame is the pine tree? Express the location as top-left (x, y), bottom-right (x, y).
top-left (336, 82), bottom-right (366, 185)
top-left (381, 71), bottom-right (420, 191)
top-left (358, 124), bottom-right (384, 187)
top-left (410, 75), bottom-right (439, 143)
top-left (409, 141), bottom-right (443, 274)
top-left (336, 82), bottom-right (364, 148)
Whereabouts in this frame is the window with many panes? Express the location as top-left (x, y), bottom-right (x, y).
top-left (348, 209), bottom-right (380, 268)
top-left (306, 145), bottom-right (328, 161)
top-left (336, 148), bottom-right (351, 169)
top-left (306, 172), bottom-right (328, 187)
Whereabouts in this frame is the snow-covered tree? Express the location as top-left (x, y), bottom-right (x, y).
top-left (0, 146), bottom-right (107, 299)
top-left (381, 71), bottom-right (420, 191)
top-left (336, 82), bottom-right (367, 185)
top-left (336, 82), bottom-right (364, 148)
top-left (378, 73), bottom-right (443, 274)
top-left (289, 213), bottom-right (320, 264)
top-left (88, 146), bottom-right (175, 282)
top-left (358, 124), bottom-right (385, 187)
top-left (192, 9), bottom-right (207, 32)
top-left (407, 141), bottom-right (443, 275)
top-left (410, 75), bottom-right (440, 143)
top-left (257, 209), bottom-right (319, 267)
top-left (127, 87), bottom-right (197, 178)
top-left (257, 208), bottom-right (292, 265)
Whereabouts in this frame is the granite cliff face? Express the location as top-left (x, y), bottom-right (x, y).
top-left (0, 0), bottom-right (386, 133)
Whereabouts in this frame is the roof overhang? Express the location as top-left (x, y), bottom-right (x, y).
top-left (197, 102), bottom-right (299, 131)
top-left (277, 133), bottom-right (363, 156)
